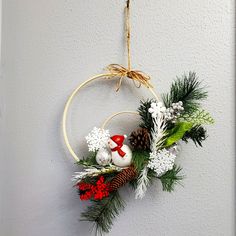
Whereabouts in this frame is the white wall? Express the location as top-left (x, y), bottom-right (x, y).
top-left (1, 1), bottom-right (235, 236)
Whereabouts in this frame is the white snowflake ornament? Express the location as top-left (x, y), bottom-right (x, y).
top-left (148, 101), bottom-right (166, 118)
top-left (147, 149), bottom-right (176, 177)
top-left (85, 127), bottom-right (110, 152)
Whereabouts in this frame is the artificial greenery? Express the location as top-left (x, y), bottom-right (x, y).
top-left (179, 109), bottom-right (214, 125)
top-left (77, 152), bottom-right (97, 166)
top-left (162, 72), bottom-right (208, 113)
top-left (182, 125), bottom-right (207, 147)
top-left (74, 72), bottom-right (213, 235)
top-left (138, 99), bottom-right (155, 131)
top-left (164, 122), bottom-right (193, 147)
top-left (129, 150), bottom-right (150, 189)
top-left (158, 165), bottom-right (184, 192)
top-left (132, 149), bottom-right (149, 173)
top-left (81, 191), bottom-right (125, 235)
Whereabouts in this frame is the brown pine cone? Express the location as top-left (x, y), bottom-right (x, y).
top-left (129, 128), bottom-right (150, 150)
top-left (109, 165), bottom-right (137, 192)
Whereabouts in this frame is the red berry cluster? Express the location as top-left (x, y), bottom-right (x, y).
top-left (77, 176), bottom-right (110, 201)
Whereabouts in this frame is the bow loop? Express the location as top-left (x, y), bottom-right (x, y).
top-left (107, 64), bottom-right (153, 91)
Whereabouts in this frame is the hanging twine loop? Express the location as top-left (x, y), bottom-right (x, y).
top-left (106, 0), bottom-right (153, 92)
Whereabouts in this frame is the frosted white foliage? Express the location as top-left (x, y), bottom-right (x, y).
top-left (85, 127), bottom-right (110, 152)
top-left (72, 165), bottom-right (122, 184)
top-left (135, 166), bottom-right (150, 199)
top-left (147, 149), bottom-right (176, 177)
top-left (149, 101), bottom-right (167, 150)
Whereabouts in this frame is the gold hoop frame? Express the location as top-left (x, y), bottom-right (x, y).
top-left (62, 73), bottom-right (159, 161)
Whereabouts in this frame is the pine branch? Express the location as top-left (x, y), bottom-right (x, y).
top-left (132, 150), bottom-right (149, 173)
top-left (182, 125), bottom-right (207, 147)
top-left (162, 72), bottom-right (208, 113)
top-left (158, 165), bottom-right (184, 192)
top-left (138, 99), bottom-right (155, 131)
top-left (76, 152), bottom-right (97, 167)
top-left (81, 191), bottom-right (125, 235)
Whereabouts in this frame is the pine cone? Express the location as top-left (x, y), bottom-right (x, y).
top-left (109, 166), bottom-right (137, 192)
top-left (129, 128), bottom-right (150, 150)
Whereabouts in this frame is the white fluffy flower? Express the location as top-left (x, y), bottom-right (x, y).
top-left (147, 149), bottom-right (176, 177)
top-left (148, 101), bottom-right (166, 118)
top-left (85, 127), bottom-right (110, 152)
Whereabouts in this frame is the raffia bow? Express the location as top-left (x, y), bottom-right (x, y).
top-left (107, 64), bottom-right (153, 92)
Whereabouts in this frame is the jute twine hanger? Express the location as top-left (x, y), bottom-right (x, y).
top-left (62, 0), bottom-right (159, 161)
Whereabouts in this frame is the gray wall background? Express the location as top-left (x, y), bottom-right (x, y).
top-left (1, 0), bottom-right (235, 235)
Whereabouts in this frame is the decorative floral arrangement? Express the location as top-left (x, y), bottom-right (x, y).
top-left (72, 72), bottom-right (214, 235)
top-left (61, 1), bottom-right (214, 235)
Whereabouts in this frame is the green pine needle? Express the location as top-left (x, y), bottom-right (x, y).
top-left (132, 150), bottom-right (150, 173)
top-left (81, 191), bottom-right (125, 235)
top-left (158, 165), bottom-right (184, 192)
top-left (162, 72), bottom-right (208, 113)
top-left (138, 99), bottom-right (155, 131)
top-left (182, 125), bottom-right (207, 147)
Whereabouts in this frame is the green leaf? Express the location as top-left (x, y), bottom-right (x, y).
top-left (179, 109), bottom-right (214, 125)
top-left (164, 122), bottom-right (193, 147)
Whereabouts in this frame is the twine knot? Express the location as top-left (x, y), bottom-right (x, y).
top-left (127, 71), bottom-right (133, 78)
top-left (107, 64), bottom-right (153, 92)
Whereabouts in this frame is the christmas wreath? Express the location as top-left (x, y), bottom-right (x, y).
top-left (71, 73), bottom-right (214, 234)
top-left (62, 1), bottom-right (214, 235)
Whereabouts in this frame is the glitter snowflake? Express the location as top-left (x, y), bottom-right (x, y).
top-left (148, 101), bottom-right (166, 118)
top-left (147, 149), bottom-right (176, 177)
top-left (85, 127), bottom-right (110, 152)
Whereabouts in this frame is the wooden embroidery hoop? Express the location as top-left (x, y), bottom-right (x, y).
top-left (62, 1), bottom-right (160, 162)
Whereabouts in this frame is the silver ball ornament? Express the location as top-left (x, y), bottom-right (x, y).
top-left (96, 148), bottom-right (112, 166)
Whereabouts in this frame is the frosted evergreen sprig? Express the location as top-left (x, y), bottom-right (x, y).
top-left (135, 165), bottom-right (150, 199)
top-left (72, 165), bottom-right (122, 184)
top-left (148, 101), bottom-right (167, 150)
